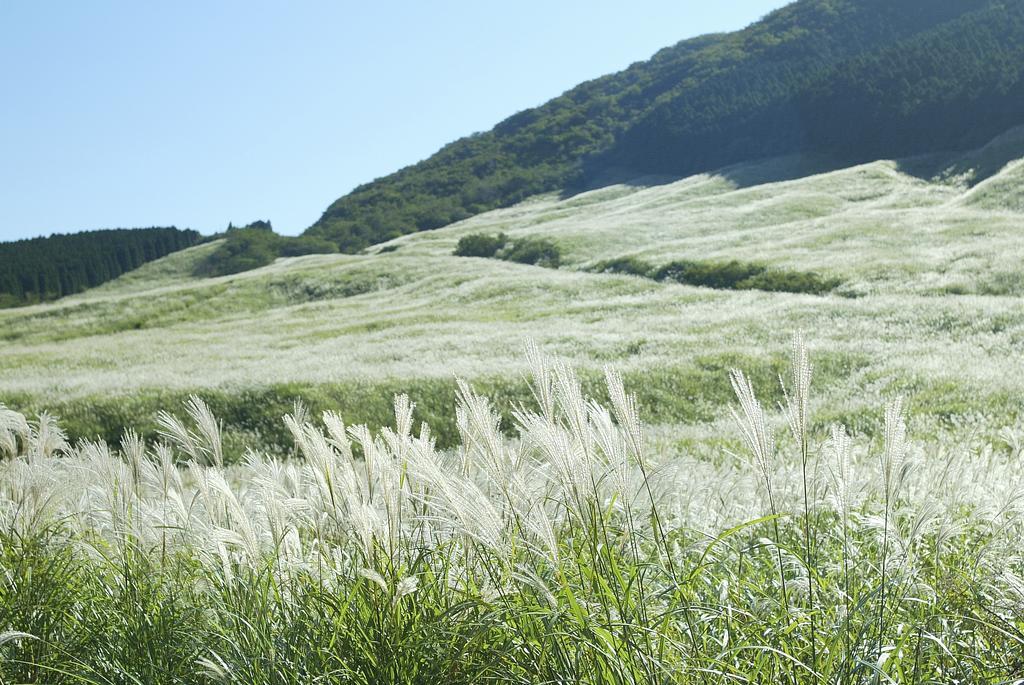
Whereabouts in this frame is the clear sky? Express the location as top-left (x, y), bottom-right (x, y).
top-left (0, 1), bottom-right (789, 241)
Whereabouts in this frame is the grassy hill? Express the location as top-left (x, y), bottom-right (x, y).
top-left (306, 0), bottom-right (1024, 252)
top-left (3, 130), bottom-right (1024, 453)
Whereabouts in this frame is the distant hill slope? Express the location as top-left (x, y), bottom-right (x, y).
top-left (0, 227), bottom-right (200, 307)
top-left (5, 131), bottom-right (1024, 450)
top-left (306, 0), bottom-right (1024, 252)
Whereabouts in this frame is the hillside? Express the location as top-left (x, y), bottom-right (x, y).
top-left (306, 0), bottom-right (1024, 252)
top-left (0, 227), bottom-right (200, 307)
top-left (3, 130), bottom-right (1024, 451)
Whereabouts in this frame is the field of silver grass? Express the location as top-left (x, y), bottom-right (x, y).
top-left (2, 338), bottom-right (1023, 684)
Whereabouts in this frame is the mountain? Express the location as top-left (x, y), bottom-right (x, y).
top-left (305, 0), bottom-right (1024, 252)
top-left (0, 227), bottom-right (200, 307)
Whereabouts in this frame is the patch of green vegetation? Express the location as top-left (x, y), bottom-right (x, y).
top-left (589, 257), bottom-right (655, 278)
top-left (588, 256), bottom-right (840, 295)
top-left (737, 268), bottom-right (843, 295)
top-left (26, 379), bottom-right (537, 461)
top-left (453, 233), bottom-right (562, 268)
top-left (977, 271), bottom-right (1024, 297)
top-left (454, 232), bottom-right (508, 258)
top-left (194, 222), bottom-right (337, 277)
top-left (654, 260), bottom-right (841, 294)
top-left (501, 237), bottom-right (561, 268)
top-left (654, 260), bottom-right (765, 290)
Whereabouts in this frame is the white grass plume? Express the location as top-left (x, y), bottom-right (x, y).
top-left (730, 369), bottom-right (775, 490)
top-left (156, 395), bottom-right (224, 467)
top-left (31, 411), bottom-right (68, 461)
top-left (0, 405), bottom-right (30, 458)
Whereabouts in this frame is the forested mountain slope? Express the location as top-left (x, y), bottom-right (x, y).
top-left (0, 227), bottom-right (200, 307)
top-left (307, 0), bottom-right (1024, 251)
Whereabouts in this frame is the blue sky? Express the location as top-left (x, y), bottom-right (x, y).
top-left (0, 1), bottom-right (788, 241)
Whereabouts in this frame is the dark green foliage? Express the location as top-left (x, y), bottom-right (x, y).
top-left (654, 259), bottom-right (839, 294)
top-left (277, 235), bottom-right (337, 258)
top-left (654, 260), bottom-right (765, 290)
top-left (452, 233), bottom-right (561, 268)
top-left (601, 0), bottom-right (1019, 174)
top-left (194, 228), bottom-right (281, 276)
top-left (232, 219), bottom-right (273, 232)
top-left (195, 225), bottom-right (337, 277)
top-left (500, 237), bottom-right (561, 267)
top-left (739, 268), bottom-right (842, 295)
top-left (587, 256), bottom-right (839, 294)
top-left (590, 257), bottom-right (655, 278)
top-left (795, 4), bottom-right (1024, 163)
top-left (0, 227), bottom-right (199, 307)
top-left (453, 232), bottom-right (508, 258)
top-left (306, 0), bottom-right (1024, 252)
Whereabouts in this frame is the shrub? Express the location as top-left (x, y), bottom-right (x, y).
top-left (649, 259), bottom-right (840, 295)
top-left (654, 259), bottom-right (765, 290)
top-left (738, 269), bottom-right (841, 295)
top-left (453, 233), bottom-right (562, 269)
top-left (229, 219), bottom-right (273, 232)
top-left (589, 256), bottom-right (654, 277)
top-left (500, 237), bottom-right (561, 268)
top-left (453, 232), bottom-right (508, 258)
top-left (195, 229), bottom-right (336, 277)
top-left (194, 228), bottom-right (281, 276)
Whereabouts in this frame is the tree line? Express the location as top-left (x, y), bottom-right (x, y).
top-left (0, 227), bottom-right (200, 307)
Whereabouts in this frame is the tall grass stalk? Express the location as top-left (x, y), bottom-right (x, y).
top-left (781, 333), bottom-right (817, 682)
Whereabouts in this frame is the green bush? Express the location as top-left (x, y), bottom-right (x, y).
top-left (194, 228), bottom-right (280, 276)
top-left (738, 269), bottom-right (841, 295)
top-left (453, 233), bottom-right (562, 268)
top-left (195, 227), bottom-right (336, 277)
top-left (654, 260), bottom-right (765, 290)
top-left (0, 293), bottom-right (28, 309)
top-left (500, 237), bottom-right (561, 268)
top-left (589, 256), bottom-right (654, 277)
top-left (650, 259), bottom-right (839, 295)
top-left (453, 233), bottom-right (508, 258)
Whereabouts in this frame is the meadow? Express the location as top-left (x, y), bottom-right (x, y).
top-left (2, 132), bottom-right (1024, 681)
top-left (2, 338), bottom-right (1023, 682)
top-left (4, 134), bottom-right (1024, 451)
